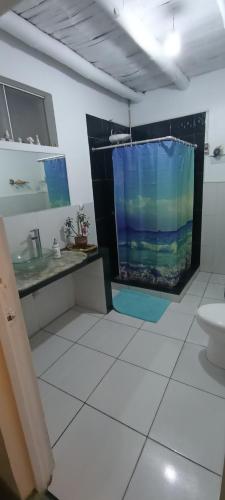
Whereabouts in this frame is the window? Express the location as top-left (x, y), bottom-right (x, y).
top-left (0, 84), bottom-right (11, 139)
top-left (0, 76), bottom-right (58, 146)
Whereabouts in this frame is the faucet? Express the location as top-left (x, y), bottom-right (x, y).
top-left (30, 228), bottom-right (42, 258)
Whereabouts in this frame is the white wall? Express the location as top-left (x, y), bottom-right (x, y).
top-left (0, 31), bottom-right (128, 205)
top-left (131, 68), bottom-right (225, 273)
top-left (0, 30), bottom-right (128, 253)
top-left (131, 68), bottom-right (225, 148)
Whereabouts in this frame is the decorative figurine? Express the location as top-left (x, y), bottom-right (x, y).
top-left (17, 137), bottom-right (22, 143)
top-left (4, 129), bottom-right (10, 141)
top-left (9, 179), bottom-right (29, 186)
top-left (35, 134), bottom-right (40, 145)
top-left (64, 216), bottom-right (76, 249)
top-left (26, 136), bottom-right (34, 144)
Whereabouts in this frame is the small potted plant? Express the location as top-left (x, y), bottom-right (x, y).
top-left (75, 205), bottom-right (90, 248)
top-left (64, 216), bottom-right (76, 249)
top-left (64, 206), bottom-right (90, 249)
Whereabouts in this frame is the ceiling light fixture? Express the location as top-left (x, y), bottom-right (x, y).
top-left (164, 15), bottom-right (181, 58)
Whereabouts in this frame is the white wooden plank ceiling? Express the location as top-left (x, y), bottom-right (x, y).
top-left (12, 0), bottom-right (225, 92)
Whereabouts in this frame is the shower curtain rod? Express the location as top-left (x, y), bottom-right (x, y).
top-left (92, 135), bottom-right (197, 151)
top-left (36, 154), bottom-right (65, 162)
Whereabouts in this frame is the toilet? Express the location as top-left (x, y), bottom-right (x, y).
top-left (197, 303), bottom-right (225, 370)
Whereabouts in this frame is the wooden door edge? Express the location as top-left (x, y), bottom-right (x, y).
top-left (0, 217), bottom-right (53, 493)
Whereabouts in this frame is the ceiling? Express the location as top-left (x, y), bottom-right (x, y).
top-left (12, 0), bottom-right (225, 93)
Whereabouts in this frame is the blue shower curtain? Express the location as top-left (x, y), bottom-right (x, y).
top-left (113, 141), bottom-right (194, 287)
top-left (44, 157), bottom-right (70, 208)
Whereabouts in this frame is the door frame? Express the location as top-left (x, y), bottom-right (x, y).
top-left (0, 217), bottom-right (53, 496)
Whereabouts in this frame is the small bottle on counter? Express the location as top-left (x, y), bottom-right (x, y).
top-left (52, 238), bottom-right (61, 259)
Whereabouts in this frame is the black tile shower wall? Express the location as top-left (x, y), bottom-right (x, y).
top-left (86, 114), bottom-right (129, 279)
top-left (132, 112), bottom-right (206, 277)
top-left (87, 112), bottom-right (205, 291)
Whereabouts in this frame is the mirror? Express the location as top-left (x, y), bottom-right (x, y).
top-left (0, 148), bottom-right (70, 217)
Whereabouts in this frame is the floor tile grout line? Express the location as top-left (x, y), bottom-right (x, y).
top-left (183, 312), bottom-right (197, 344)
top-left (141, 303), bottom-right (225, 485)
top-left (43, 275), bottom-right (224, 495)
top-left (45, 323), bottom-right (150, 451)
top-left (32, 296), bottom-right (204, 350)
top-left (44, 305), bottom-right (103, 329)
top-left (86, 307), bottom-right (185, 500)
top-left (42, 383), bottom-right (224, 483)
top-left (102, 315), bottom-right (145, 329)
top-left (41, 312), bottom-right (209, 386)
top-left (121, 437), bottom-right (148, 500)
top-left (29, 304), bottom-right (100, 340)
top-left (37, 276), bottom-right (223, 445)
top-left (40, 373), bottom-right (164, 441)
top-left (146, 314), bottom-right (196, 444)
top-left (31, 323), bottom-right (94, 344)
top-left (170, 376), bottom-right (225, 400)
top-left (140, 326), bottom-right (189, 342)
top-left (119, 293), bottom-right (223, 493)
top-left (37, 296), bottom-right (225, 406)
top-left (120, 335), bottom-right (225, 500)
top-left (85, 402), bottom-right (147, 438)
top-left (52, 402), bottom-right (86, 449)
top-left (185, 338), bottom-right (207, 348)
top-left (35, 285), bottom-right (214, 386)
top-left (37, 343), bottom-right (75, 378)
top-left (39, 327), bottom-right (178, 385)
top-left (146, 378), bottom-right (170, 437)
top-left (148, 436), bottom-right (222, 478)
top-left (84, 326), bottom-right (142, 405)
top-left (40, 306), bottom-right (79, 334)
top-left (44, 313), bottom-right (141, 346)
top-left (73, 342), bottom-right (117, 360)
top-left (168, 313), bottom-right (196, 381)
top-left (44, 311), bottom-right (143, 337)
top-left (77, 322), bottom-right (140, 359)
top-left (186, 290), bottom-right (207, 298)
top-left (44, 314), bottom-right (103, 343)
top-left (38, 377), bottom-right (85, 404)
top-left (117, 358), bottom-right (170, 379)
top-left (35, 315), bottom-right (106, 377)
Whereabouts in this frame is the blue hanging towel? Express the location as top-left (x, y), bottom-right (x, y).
top-left (44, 157), bottom-right (70, 208)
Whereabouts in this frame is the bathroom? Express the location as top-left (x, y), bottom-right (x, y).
top-left (1, 1), bottom-right (225, 499)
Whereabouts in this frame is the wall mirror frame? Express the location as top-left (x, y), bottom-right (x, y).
top-left (0, 142), bottom-right (71, 217)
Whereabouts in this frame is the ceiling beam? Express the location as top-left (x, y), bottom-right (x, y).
top-left (0, 11), bottom-right (142, 102)
top-left (0, 0), bottom-right (20, 16)
top-left (95, 0), bottom-right (189, 91)
top-left (217, 0), bottom-right (225, 27)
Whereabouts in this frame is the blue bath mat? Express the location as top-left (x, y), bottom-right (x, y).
top-left (113, 289), bottom-right (170, 322)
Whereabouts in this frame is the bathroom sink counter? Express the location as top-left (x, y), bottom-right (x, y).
top-left (16, 249), bottom-right (102, 298)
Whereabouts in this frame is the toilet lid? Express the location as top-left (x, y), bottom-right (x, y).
top-left (198, 303), bottom-right (225, 331)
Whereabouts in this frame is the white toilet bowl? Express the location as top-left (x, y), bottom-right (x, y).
top-left (197, 303), bottom-right (225, 370)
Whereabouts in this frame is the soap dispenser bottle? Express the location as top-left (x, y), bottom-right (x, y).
top-left (52, 238), bottom-right (61, 259)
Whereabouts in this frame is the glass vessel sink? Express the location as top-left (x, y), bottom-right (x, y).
top-left (12, 248), bottom-right (53, 274)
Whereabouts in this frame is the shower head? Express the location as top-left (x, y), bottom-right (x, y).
top-left (109, 133), bottom-right (132, 144)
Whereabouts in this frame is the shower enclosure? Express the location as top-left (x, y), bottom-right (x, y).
top-left (112, 138), bottom-right (195, 289)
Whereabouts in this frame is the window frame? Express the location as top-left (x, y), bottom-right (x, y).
top-left (0, 75), bottom-right (58, 147)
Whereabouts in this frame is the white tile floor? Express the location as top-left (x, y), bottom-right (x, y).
top-left (30, 271), bottom-right (225, 500)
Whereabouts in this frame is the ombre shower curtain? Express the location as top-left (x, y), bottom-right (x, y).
top-left (113, 141), bottom-right (194, 287)
top-left (44, 157), bottom-right (70, 208)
